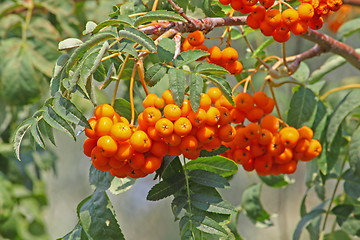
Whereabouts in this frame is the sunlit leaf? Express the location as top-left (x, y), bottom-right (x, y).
top-left (169, 68), bottom-right (186, 107)
top-left (58, 38), bottom-right (83, 50)
top-left (186, 156), bottom-right (238, 178)
top-left (190, 72), bottom-right (203, 112)
top-left (145, 63), bottom-right (168, 87)
top-left (118, 27), bottom-right (156, 53)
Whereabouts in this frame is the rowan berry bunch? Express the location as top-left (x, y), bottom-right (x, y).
top-left (181, 30), bottom-right (208, 60)
top-left (221, 92), bottom-right (322, 176)
top-left (220, 0), bottom-right (343, 42)
top-left (83, 104), bottom-right (163, 179)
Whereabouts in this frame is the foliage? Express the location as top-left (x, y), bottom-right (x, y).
top-left (3, 0), bottom-right (360, 239)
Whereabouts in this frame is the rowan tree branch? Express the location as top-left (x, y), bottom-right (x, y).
top-left (343, 0), bottom-right (360, 6)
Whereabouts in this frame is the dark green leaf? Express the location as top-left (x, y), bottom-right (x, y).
top-left (259, 174), bottom-right (294, 188)
top-left (51, 54), bottom-right (70, 96)
top-left (337, 18), bottom-right (360, 40)
top-left (93, 17), bottom-right (134, 34)
top-left (134, 10), bottom-right (186, 27)
top-left (57, 95), bottom-right (90, 128)
top-left (172, 195), bottom-right (187, 219)
top-left (188, 169), bottom-right (229, 188)
top-left (349, 127), bottom-right (360, 176)
top-left (113, 98), bottom-right (137, 122)
top-left (109, 177), bottom-right (136, 195)
top-left (66, 32), bottom-right (117, 71)
top-left (242, 183), bottom-right (273, 227)
top-left (145, 63), bottom-right (167, 87)
top-left (43, 106), bottom-right (76, 141)
top-left (341, 218), bottom-right (360, 237)
top-left (343, 170), bottom-right (360, 200)
top-left (251, 38), bottom-right (275, 58)
top-left (30, 118), bottom-right (45, 149)
top-left (147, 175), bottom-right (186, 201)
top-left (118, 27), bottom-right (156, 53)
top-left (162, 156), bottom-right (184, 180)
top-left (326, 90), bottom-right (360, 146)
top-left (293, 207), bottom-right (325, 240)
top-left (191, 193), bottom-right (236, 214)
top-left (13, 119), bottom-right (32, 161)
top-left (78, 191), bottom-right (125, 240)
top-left (287, 87), bottom-right (317, 128)
top-left (89, 165), bottom-right (114, 191)
top-left (332, 204), bottom-right (354, 226)
top-left (190, 73), bottom-right (203, 112)
top-left (195, 62), bottom-right (229, 75)
top-left (174, 50), bottom-right (209, 68)
top-left (190, 214), bottom-right (228, 237)
top-left (292, 62), bottom-right (310, 82)
top-left (186, 156), bottom-right (238, 177)
top-left (157, 38), bottom-right (176, 64)
top-left (38, 118), bottom-right (56, 146)
top-left (200, 145), bottom-right (230, 157)
top-left (324, 230), bottom-right (351, 240)
top-left (169, 68), bottom-right (186, 107)
top-left (58, 38), bottom-right (83, 50)
top-left (58, 224), bottom-right (85, 240)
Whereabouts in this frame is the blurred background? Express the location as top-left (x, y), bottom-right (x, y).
top-left (0, 0), bottom-right (359, 239)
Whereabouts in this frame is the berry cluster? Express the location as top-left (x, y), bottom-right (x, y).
top-left (220, 0), bottom-right (343, 42)
top-left (182, 30), bottom-right (208, 60)
top-left (83, 104), bottom-right (163, 179)
top-left (207, 46), bottom-right (243, 75)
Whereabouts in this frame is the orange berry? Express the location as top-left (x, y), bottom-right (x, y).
top-left (97, 136), bottom-right (118, 157)
top-left (226, 60), bottom-right (243, 75)
top-left (143, 107), bottom-right (162, 125)
top-left (308, 15), bottom-right (323, 30)
top-left (268, 134), bottom-right (285, 156)
top-left (162, 89), bottom-right (175, 104)
top-left (85, 117), bottom-right (98, 139)
top-left (114, 141), bottom-right (134, 161)
top-left (247, 13), bottom-right (261, 29)
top-left (262, 98), bottom-right (275, 114)
top-left (250, 142), bottom-right (267, 158)
top-left (295, 138), bottom-right (310, 153)
top-left (129, 152), bottom-right (146, 170)
top-left (196, 125), bottom-right (217, 143)
top-left (163, 133), bottom-right (182, 146)
top-left (218, 124), bottom-right (236, 142)
top-left (239, 5), bottom-right (257, 14)
top-left (141, 155), bottom-right (163, 174)
top-left (258, 128), bottom-right (273, 145)
top-left (253, 91), bottom-right (269, 108)
top-left (95, 117), bottom-right (113, 137)
top-left (274, 148), bottom-right (293, 164)
top-left (242, 158), bottom-right (255, 171)
top-left (246, 107), bottom-right (265, 123)
top-left (110, 122), bottom-right (132, 142)
top-left (155, 118), bottom-right (174, 137)
top-left (179, 135), bottom-right (199, 153)
top-left (235, 92), bottom-right (254, 112)
top-left (108, 157), bottom-right (126, 169)
top-left (233, 149), bottom-right (251, 165)
top-left (315, 2), bottom-right (329, 15)
top-left (261, 115), bottom-right (280, 133)
top-left (233, 127), bottom-right (251, 149)
top-left (207, 46), bottom-right (223, 65)
top-left (150, 141), bottom-right (168, 158)
top-left (174, 117), bottom-right (193, 136)
top-left (199, 93), bottom-right (212, 111)
top-left (281, 8), bottom-right (299, 26)
top-left (154, 97), bottom-right (165, 109)
top-left (187, 30), bottom-right (205, 46)
top-left (290, 20), bottom-right (308, 35)
top-left (254, 154), bottom-right (273, 176)
top-left (112, 113), bottom-right (129, 125)
top-left (217, 106), bottom-right (232, 126)
top-left (181, 99), bottom-right (192, 117)
top-left (231, 0), bottom-right (245, 11)
top-left (83, 138), bottom-right (97, 157)
top-left (147, 126), bottom-right (162, 141)
top-left (205, 107), bottom-right (220, 125)
top-left (215, 95), bottom-right (234, 110)
top-left (244, 123), bottom-right (261, 141)
top-left (260, 0), bottom-right (275, 8)
top-left (188, 108), bottom-right (207, 127)
top-left (303, 139), bottom-right (322, 161)
top-left (230, 108), bottom-right (246, 124)
top-left (91, 146), bottom-right (110, 167)
top-left (222, 47), bottom-right (238, 64)
top-left (241, 0), bottom-right (258, 6)
top-left (298, 126), bottom-right (313, 140)
top-left (279, 126), bottom-right (300, 148)
top-left (183, 149), bottom-right (201, 160)
top-left (94, 104), bottom-right (115, 119)
top-left (181, 38), bottom-right (193, 52)
top-left (297, 3), bottom-right (314, 21)
top-left (265, 9), bottom-right (282, 28)
top-left (142, 93), bottom-right (158, 108)
top-left (252, 5), bottom-right (266, 20)
top-left (137, 112), bottom-right (149, 130)
top-left (207, 87), bottom-right (222, 104)
top-left (260, 21), bottom-right (275, 36)
top-left (203, 136), bottom-right (221, 151)
top-left (168, 145), bottom-right (182, 156)
top-left (277, 159), bottom-right (298, 174)
top-left (130, 130), bottom-right (152, 153)
top-left (110, 163), bottom-right (132, 178)
top-left (273, 28), bottom-right (291, 42)
top-left (219, 0), bottom-right (232, 4)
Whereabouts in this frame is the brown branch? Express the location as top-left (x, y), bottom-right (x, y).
top-left (167, 0), bottom-right (193, 23)
top-left (343, 0), bottom-right (360, 6)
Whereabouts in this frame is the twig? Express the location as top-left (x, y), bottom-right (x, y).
top-left (343, 0), bottom-right (360, 6)
top-left (167, 0), bottom-right (194, 24)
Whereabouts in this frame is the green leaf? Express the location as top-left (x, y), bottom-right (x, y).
top-left (118, 27), bottom-right (156, 53)
top-left (190, 214), bottom-right (228, 237)
top-left (134, 10), bottom-right (186, 27)
top-left (147, 175), bottom-right (186, 201)
top-left (200, 145), bottom-right (230, 157)
top-left (251, 38), bottom-right (275, 58)
top-left (204, 75), bottom-right (234, 106)
top-left (242, 183), bottom-right (273, 227)
top-left (83, 21), bottom-right (98, 35)
top-left (341, 218), bottom-right (360, 237)
top-left (349, 127), bottom-right (360, 177)
top-left (186, 156), bottom-right (238, 178)
top-left (51, 54), bottom-right (70, 96)
top-left (287, 87), bottom-right (317, 128)
top-left (58, 38), bottom-right (84, 50)
top-left (13, 119), bottom-right (32, 161)
top-left (169, 68), bottom-right (186, 107)
top-left (292, 62), bottom-right (310, 83)
top-left (56, 95), bottom-right (91, 128)
top-left (89, 165), bottom-right (114, 191)
top-left (190, 72), bottom-right (203, 113)
top-left (113, 98), bottom-right (137, 122)
top-left (195, 62), bottom-right (229, 75)
top-left (162, 156), bottom-right (185, 180)
top-left (259, 174), bottom-right (294, 188)
top-left (92, 17), bottom-right (134, 34)
top-left (173, 50), bottom-right (209, 68)
top-left (188, 169), bottom-right (229, 188)
top-left (337, 18), bottom-right (360, 40)
top-left (343, 170), bottom-right (360, 200)
top-left (66, 32), bottom-right (117, 72)
top-left (293, 207), bottom-right (325, 240)
top-left (38, 118), bottom-right (56, 146)
top-left (172, 195), bottom-right (188, 218)
top-left (326, 90), bottom-right (360, 146)
top-left (58, 224), bottom-right (85, 240)
top-left (78, 191), bottom-right (125, 240)
top-left (157, 38), bottom-right (176, 64)
top-left (109, 177), bottom-right (136, 195)
top-left (324, 230), bottom-right (351, 240)
top-left (145, 63), bottom-right (167, 87)
top-left (43, 106), bottom-right (76, 141)
top-left (191, 193), bottom-right (236, 215)
top-left (30, 118), bottom-right (45, 149)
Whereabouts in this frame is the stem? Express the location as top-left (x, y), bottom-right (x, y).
top-left (136, 59), bottom-right (150, 96)
top-left (22, 0), bottom-right (34, 45)
top-left (321, 153), bottom-right (347, 232)
top-left (102, 52), bottom-right (121, 62)
top-left (320, 84), bottom-right (360, 100)
top-left (282, 42), bottom-right (289, 73)
top-left (111, 54), bottom-right (131, 106)
top-left (129, 64), bottom-right (138, 126)
top-left (182, 156), bottom-right (192, 215)
top-left (269, 83), bottom-right (283, 121)
top-left (152, 0), bottom-right (159, 11)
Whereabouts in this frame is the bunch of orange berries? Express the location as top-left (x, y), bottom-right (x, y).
top-left (83, 104), bottom-right (164, 179)
top-left (181, 30), bottom-right (243, 75)
top-left (220, 0), bottom-right (343, 42)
